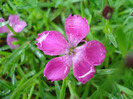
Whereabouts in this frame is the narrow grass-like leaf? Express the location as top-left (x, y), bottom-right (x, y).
top-left (96, 69), bottom-right (118, 75)
top-left (115, 26), bottom-right (127, 56)
top-left (29, 43), bottom-right (45, 66)
top-left (0, 51), bottom-right (11, 56)
top-left (71, 4), bottom-right (80, 15)
top-left (92, 24), bottom-right (121, 31)
top-left (28, 0), bottom-right (38, 6)
top-left (39, 78), bottom-right (45, 99)
top-left (54, 81), bottom-right (61, 99)
top-left (3, 42), bottom-right (29, 74)
top-left (116, 83), bottom-right (133, 96)
top-left (50, 22), bottom-right (65, 35)
top-left (28, 83), bottom-right (35, 99)
top-left (17, 64), bottom-right (27, 80)
top-left (107, 33), bottom-right (118, 48)
top-left (81, 83), bottom-right (89, 99)
top-left (0, 80), bottom-right (14, 91)
top-left (87, 31), bottom-right (93, 40)
top-left (50, 9), bottom-right (61, 21)
top-left (7, 0), bottom-right (16, 11)
top-left (0, 45), bottom-right (10, 51)
top-left (81, 1), bottom-right (84, 17)
top-left (9, 69), bottom-right (44, 99)
top-left (55, 0), bottom-right (62, 7)
top-left (68, 82), bottom-right (79, 99)
top-left (59, 79), bottom-right (67, 99)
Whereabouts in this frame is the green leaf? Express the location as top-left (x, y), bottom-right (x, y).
top-left (2, 42), bottom-right (29, 74)
top-left (17, 64), bottom-right (27, 80)
top-left (68, 82), bottom-right (79, 99)
top-left (116, 83), bottom-right (133, 96)
top-left (29, 43), bottom-right (45, 66)
top-left (55, 0), bottom-right (62, 7)
top-left (27, 0), bottom-right (38, 6)
top-left (59, 79), bottom-right (67, 99)
top-left (54, 81), bottom-right (61, 99)
top-left (126, 31), bottom-right (133, 50)
top-left (0, 80), bottom-right (14, 91)
top-left (96, 69), bottom-right (118, 75)
top-left (0, 45), bottom-right (10, 51)
top-left (9, 69), bottom-right (44, 99)
top-left (0, 21), bottom-right (8, 27)
top-left (6, 24), bottom-right (17, 35)
top-left (50, 22), bottom-right (65, 35)
top-left (87, 31), bottom-right (93, 40)
top-left (39, 78), bottom-right (45, 99)
top-left (0, 51), bottom-right (11, 56)
top-left (103, 21), bottom-right (113, 34)
top-left (107, 33), bottom-right (118, 48)
top-left (28, 83), bottom-right (35, 99)
top-left (115, 26), bottom-right (127, 56)
top-left (81, 83), bottom-right (90, 99)
top-left (50, 9), bottom-right (61, 21)
top-left (81, 1), bottom-right (84, 17)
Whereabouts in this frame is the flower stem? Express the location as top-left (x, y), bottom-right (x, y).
top-left (6, 24), bottom-right (17, 35)
top-left (59, 78), bottom-right (67, 99)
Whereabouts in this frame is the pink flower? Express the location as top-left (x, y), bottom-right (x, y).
top-left (36, 14), bottom-right (106, 84)
top-left (0, 15), bottom-right (27, 49)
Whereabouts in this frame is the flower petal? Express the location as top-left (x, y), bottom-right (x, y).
top-left (36, 31), bottom-right (69, 56)
top-left (85, 40), bottom-right (106, 66)
top-left (44, 55), bottom-right (71, 82)
top-left (13, 20), bottom-right (27, 33)
top-left (0, 18), bottom-right (9, 33)
top-left (6, 33), bottom-right (19, 49)
top-left (65, 14), bottom-right (89, 47)
top-left (72, 49), bottom-right (95, 84)
top-left (8, 15), bottom-right (19, 27)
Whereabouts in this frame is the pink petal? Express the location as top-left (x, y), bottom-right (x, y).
top-left (36, 31), bottom-right (70, 56)
top-left (13, 20), bottom-right (27, 33)
top-left (8, 15), bottom-right (19, 27)
top-left (85, 40), bottom-right (106, 66)
top-left (0, 18), bottom-right (9, 33)
top-left (44, 55), bottom-right (71, 82)
top-left (72, 49), bottom-right (95, 84)
top-left (65, 14), bottom-right (89, 47)
top-left (6, 33), bottom-right (19, 49)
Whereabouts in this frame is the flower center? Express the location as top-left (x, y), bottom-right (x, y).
top-left (69, 47), bottom-right (75, 55)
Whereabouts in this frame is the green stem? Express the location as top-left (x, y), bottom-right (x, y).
top-left (59, 79), bottom-right (67, 99)
top-left (6, 24), bottom-right (17, 35)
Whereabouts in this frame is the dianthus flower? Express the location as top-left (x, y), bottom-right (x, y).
top-left (36, 14), bottom-right (106, 84)
top-left (0, 15), bottom-right (27, 49)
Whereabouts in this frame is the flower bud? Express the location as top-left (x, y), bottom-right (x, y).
top-left (102, 6), bottom-right (113, 20)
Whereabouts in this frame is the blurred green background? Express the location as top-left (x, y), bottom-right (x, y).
top-left (0, 0), bottom-right (133, 99)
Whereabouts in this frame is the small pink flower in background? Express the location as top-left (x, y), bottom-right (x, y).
top-left (0, 15), bottom-right (27, 49)
top-left (36, 14), bottom-right (106, 84)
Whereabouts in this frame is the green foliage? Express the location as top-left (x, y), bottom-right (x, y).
top-left (0, 0), bottom-right (133, 99)
top-left (0, 21), bottom-right (8, 27)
